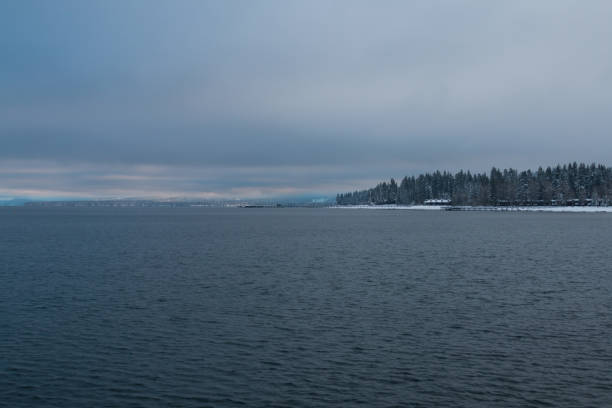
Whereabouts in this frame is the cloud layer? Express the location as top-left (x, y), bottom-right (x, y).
top-left (2, 1), bottom-right (612, 198)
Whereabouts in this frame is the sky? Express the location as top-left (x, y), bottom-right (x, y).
top-left (2, 0), bottom-right (612, 200)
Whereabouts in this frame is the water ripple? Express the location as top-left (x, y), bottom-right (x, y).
top-left (1, 208), bottom-right (612, 407)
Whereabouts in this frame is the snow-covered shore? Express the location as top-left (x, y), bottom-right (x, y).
top-left (500, 206), bottom-right (612, 213)
top-left (332, 204), bottom-right (446, 210)
top-left (332, 205), bottom-right (612, 213)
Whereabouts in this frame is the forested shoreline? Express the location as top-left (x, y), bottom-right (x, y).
top-left (336, 163), bottom-right (612, 206)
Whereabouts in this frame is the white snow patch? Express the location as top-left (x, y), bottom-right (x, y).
top-left (511, 206), bottom-right (612, 213)
top-left (332, 205), bottom-right (612, 213)
top-left (331, 205), bottom-right (446, 210)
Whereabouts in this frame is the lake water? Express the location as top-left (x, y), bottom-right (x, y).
top-left (2, 207), bottom-right (612, 407)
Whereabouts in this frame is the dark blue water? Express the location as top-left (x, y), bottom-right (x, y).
top-left (2, 208), bottom-right (612, 407)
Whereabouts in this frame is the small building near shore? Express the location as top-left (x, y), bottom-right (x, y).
top-left (424, 199), bottom-right (451, 205)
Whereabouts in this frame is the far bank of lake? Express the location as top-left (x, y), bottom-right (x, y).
top-left (333, 204), bottom-right (612, 213)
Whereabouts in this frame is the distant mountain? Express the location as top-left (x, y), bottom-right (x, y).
top-left (22, 195), bottom-right (336, 208)
top-left (0, 198), bottom-right (32, 206)
top-left (2, 194), bottom-right (336, 208)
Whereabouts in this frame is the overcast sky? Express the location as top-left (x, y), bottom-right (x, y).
top-left (2, 0), bottom-right (612, 200)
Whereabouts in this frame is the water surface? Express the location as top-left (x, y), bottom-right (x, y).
top-left (2, 208), bottom-right (611, 407)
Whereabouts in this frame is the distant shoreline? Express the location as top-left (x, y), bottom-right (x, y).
top-left (332, 205), bottom-right (612, 213)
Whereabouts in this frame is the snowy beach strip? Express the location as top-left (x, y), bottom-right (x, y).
top-left (332, 205), bottom-right (447, 210)
top-left (332, 205), bottom-right (612, 213)
top-left (506, 206), bottom-right (612, 213)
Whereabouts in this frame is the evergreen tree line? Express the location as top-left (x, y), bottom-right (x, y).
top-left (336, 163), bottom-right (612, 206)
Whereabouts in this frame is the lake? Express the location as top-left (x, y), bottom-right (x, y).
top-left (2, 207), bottom-right (611, 407)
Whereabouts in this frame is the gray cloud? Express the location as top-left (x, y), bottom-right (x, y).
top-left (2, 1), bottom-right (612, 198)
